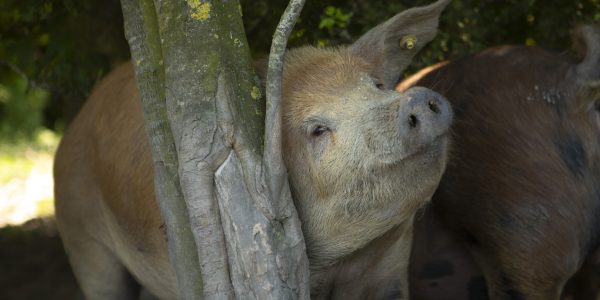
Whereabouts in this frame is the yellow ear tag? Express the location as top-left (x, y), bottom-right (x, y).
top-left (400, 35), bottom-right (418, 50)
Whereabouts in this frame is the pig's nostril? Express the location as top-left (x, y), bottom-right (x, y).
top-left (408, 114), bottom-right (418, 128)
top-left (428, 100), bottom-right (440, 114)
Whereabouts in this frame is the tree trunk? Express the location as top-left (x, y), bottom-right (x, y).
top-left (120, 0), bottom-right (310, 299)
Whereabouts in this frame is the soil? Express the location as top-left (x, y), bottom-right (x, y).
top-left (0, 217), bottom-right (81, 300)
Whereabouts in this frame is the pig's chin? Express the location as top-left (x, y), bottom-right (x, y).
top-left (377, 134), bottom-right (448, 167)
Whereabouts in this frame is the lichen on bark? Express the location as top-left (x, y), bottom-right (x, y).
top-left (186, 0), bottom-right (211, 21)
top-left (120, 0), bottom-right (310, 298)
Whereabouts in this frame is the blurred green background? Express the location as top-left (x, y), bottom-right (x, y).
top-left (0, 0), bottom-right (598, 298)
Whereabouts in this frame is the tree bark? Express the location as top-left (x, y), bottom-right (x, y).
top-left (120, 0), bottom-right (310, 298)
top-left (120, 0), bottom-right (205, 298)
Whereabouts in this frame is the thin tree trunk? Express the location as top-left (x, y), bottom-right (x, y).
top-left (120, 0), bottom-right (205, 298)
top-left (120, 0), bottom-right (310, 298)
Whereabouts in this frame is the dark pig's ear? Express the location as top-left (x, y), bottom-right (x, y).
top-left (350, 0), bottom-right (450, 89)
top-left (573, 25), bottom-right (600, 84)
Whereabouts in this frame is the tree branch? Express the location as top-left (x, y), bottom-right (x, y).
top-left (151, 0), bottom-right (235, 298)
top-left (264, 0), bottom-right (306, 212)
top-left (120, 0), bottom-right (204, 298)
top-left (122, 0), bottom-right (310, 298)
top-left (0, 59), bottom-right (31, 85)
top-left (214, 0), bottom-right (310, 299)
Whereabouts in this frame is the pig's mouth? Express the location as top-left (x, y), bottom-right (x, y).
top-left (377, 133), bottom-right (449, 166)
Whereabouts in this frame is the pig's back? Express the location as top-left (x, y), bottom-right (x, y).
top-left (54, 63), bottom-right (177, 299)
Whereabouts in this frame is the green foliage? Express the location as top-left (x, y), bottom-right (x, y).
top-left (0, 0), bottom-right (129, 131)
top-left (418, 0), bottom-right (600, 70)
top-left (317, 6), bottom-right (353, 46)
top-left (319, 6), bottom-right (353, 31)
top-left (1, 0), bottom-right (599, 137)
top-left (0, 73), bottom-right (48, 141)
top-left (242, 0), bottom-right (600, 73)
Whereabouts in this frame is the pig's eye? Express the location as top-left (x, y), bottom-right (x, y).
top-left (374, 81), bottom-right (385, 90)
top-left (311, 125), bottom-right (330, 137)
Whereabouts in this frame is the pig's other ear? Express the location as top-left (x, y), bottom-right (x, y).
top-left (350, 0), bottom-right (450, 89)
top-left (254, 57), bottom-right (269, 92)
top-left (573, 25), bottom-right (600, 84)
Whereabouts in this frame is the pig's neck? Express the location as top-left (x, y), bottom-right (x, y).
top-left (310, 216), bottom-right (415, 300)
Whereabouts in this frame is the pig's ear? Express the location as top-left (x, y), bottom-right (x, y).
top-left (573, 25), bottom-right (600, 84)
top-left (350, 0), bottom-right (450, 89)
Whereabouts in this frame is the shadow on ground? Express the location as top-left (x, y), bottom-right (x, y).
top-left (0, 217), bottom-right (80, 300)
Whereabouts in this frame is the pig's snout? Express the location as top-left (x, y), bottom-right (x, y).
top-left (399, 87), bottom-right (452, 146)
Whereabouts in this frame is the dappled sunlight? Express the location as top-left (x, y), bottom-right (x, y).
top-left (0, 130), bottom-right (58, 227)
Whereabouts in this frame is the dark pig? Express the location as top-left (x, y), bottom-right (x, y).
top-left (401, 25), bottom-right (600, 300)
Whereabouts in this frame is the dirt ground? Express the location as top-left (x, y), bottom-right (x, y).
top-left (0, 217), bottom-right (81, 300)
